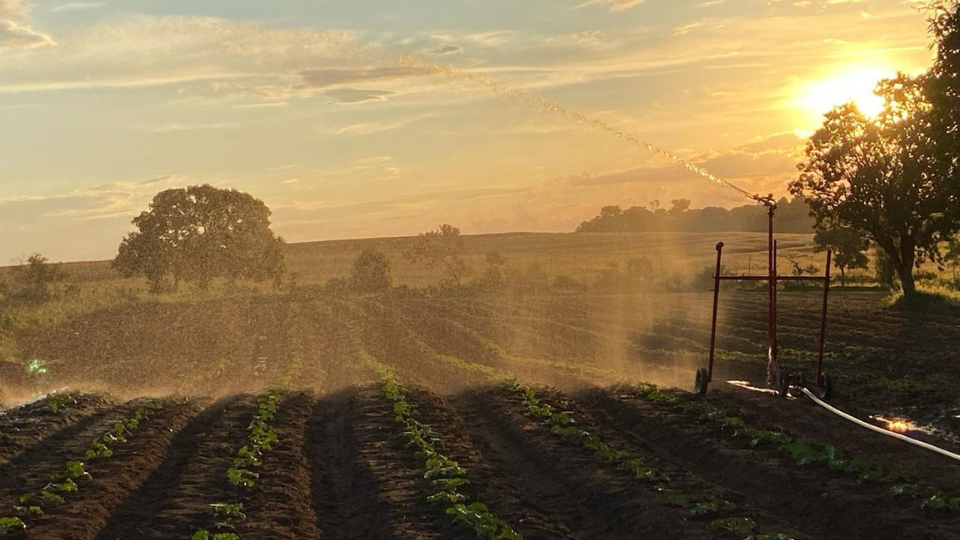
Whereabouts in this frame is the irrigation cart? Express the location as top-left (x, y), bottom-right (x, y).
top-left (695, 196), bottom-right (833, 400)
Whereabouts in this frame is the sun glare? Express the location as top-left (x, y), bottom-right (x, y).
top-left (797, 68), bottom-right (893, 124)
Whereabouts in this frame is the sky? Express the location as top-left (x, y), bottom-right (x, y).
top-left (0, 0), bottom-right (937, 262)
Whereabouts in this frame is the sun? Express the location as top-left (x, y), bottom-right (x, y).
top-left (796, 67), bottom-right (893, 125)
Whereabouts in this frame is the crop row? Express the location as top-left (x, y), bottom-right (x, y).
top-left (0, 401), bottom-right (162, 536)
top-left (627, 383), bottom-right (960, 512)
top-left (346, 326), bottom-right (522, 540)
top-left (506, 381), bottom-right (793, 540)
top-left (192, 391), bottom-right (285, 540)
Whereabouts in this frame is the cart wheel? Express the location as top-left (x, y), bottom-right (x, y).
top-left (777, 372), bottom-right (790, 399)
top-left (813, 373), bottom-right (833, 400)
top-left (695, 368), bottom-right (709, 395)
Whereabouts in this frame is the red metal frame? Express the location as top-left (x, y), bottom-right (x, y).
top-left (703, 200), bottom-right (832, 395)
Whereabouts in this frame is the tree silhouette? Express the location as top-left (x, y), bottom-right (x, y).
top-left (404, 224), bottom-right (468, 286)
top-left (114, 185), bottom-right (285, 291)
top-left (790, 75), bottom-right (955, 297)
top-left (349, 249), bottom-right (393, 293)
top-left (813, 228), bottom-right (869, 286)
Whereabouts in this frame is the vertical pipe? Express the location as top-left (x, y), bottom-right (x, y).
top-left (767, 207), bottom-right (777, 387)
top-left (817, 250), bottom-right (833, 387)
top-left (708, 242), bottom-right (724, 382)
top-left (773, 240), bottom-right (778, 350)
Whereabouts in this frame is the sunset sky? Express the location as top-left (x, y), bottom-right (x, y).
top-left (0, 0), bottom-right (935, 262)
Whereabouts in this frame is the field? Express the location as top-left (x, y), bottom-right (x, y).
top-left (2, 232), bottom-right (960, 539)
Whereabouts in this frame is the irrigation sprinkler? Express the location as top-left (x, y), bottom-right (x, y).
top-left (694, 195), bottom-right (833, 400)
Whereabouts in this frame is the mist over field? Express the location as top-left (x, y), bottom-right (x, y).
top-left (4, 1), bottom-right (960, 539)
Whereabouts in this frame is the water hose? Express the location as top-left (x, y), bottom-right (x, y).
top-left (801, 388), bottom-right (960, 463)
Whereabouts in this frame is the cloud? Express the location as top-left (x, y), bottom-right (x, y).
top-left (576, 0), bottom-right (649, 12)
top-left (0, 0), bottom-right (54, 48)
top-left (300, 66), bottom-right (434, 89)
top-left (0, 16), bottom-right (356, 94)
top-left (49, 2), bottom-right (105, 13)
top-left (151, 122), bottom-right (239, 134)
top-left (323, 88), bottom-right (395, 104)
top-left (432, 44), bottom-right (462, 56)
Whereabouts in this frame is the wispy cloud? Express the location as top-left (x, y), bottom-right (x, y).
top-left (49, 2), bottom-right (105, 13)
top-left (576, 0), bottom-right (649, 12)
top-left (151, 122), bottom-right (239, 134)
top-left (0, 0), bottom-right (54, 48)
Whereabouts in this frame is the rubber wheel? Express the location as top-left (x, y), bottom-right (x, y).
top-left (695, 368), bottom-right (709, 395)
top-left (814, 373), bottom-right (833, 401)
top-left (777, 372), bottom-right (790, 399)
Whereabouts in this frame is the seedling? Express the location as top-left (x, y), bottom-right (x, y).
top-left (709, 517), bottom-right (757, 535)
top-left (0, 517), bottom-right (26, 535)
top-left (210, 503), bottom-right (246, 520)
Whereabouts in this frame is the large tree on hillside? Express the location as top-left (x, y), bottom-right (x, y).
top-left (403, 224), bottom-right (468, 286)
top-left (789, 75), bottom-right (955, 297)
top-left (114, 185), bottom-right (285, 291)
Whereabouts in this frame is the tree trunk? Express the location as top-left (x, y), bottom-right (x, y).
top-left (899, 238), bottom-right (917, 298)
top-left (897, 262), bottom-right (917, 297)
top-left (839, 266), bottom-right (846, 287)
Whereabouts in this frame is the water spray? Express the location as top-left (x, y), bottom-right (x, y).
top-left (399, 55), bottom-right (757, 201)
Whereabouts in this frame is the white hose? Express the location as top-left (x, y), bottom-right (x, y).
top-left (801, 388), bottom-right (960, 463)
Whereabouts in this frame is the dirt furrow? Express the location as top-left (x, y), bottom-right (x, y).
top-left (405, 389), bottom-right (583, 540)
top-left (94, 396), bottom-right (251, 540)
top-left (307, 389), bottom-right (394, 540)
top-left (0, 402), bottom-right (144, 504)
top-left (0, 394), bottom-right (113, 466)
top-left (22, 399), bottom-right (204, 540)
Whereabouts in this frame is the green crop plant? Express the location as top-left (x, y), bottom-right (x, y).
top-left (191, 531), bottom-right (239, 540)
top-left (709, 517), bottom-right (757, 535)
top-left (0, 517), bottom-right (26, 535)
top-left (44, 394), bottom-right (75, 414)
top-left (689, 498), bottom-right (737, 516)
top-left (210, 502), bottom-right (246, 520)
top-left (224, 391), bottom-right (283, 489)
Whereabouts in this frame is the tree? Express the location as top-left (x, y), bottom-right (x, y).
top-left (670, 199), bottom-right (692, 213)
top-left (946, 236), bottom-right (960, 280)
top-left (789, 75), bottom-right (955, 297)
top-left (813, 228), bottom-right (870, 286)
top-left (349, 249), bottom-right (392, 293)
top-left (114, 185), bottom-right (285, 291)
top-left (928, 1), bottom-right (960, 201)
top-left (404, 224), bottom-right (468, 286)
top-left (9, 254), bottom-right (65, 305)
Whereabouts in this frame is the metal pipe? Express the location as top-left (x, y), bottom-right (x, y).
top-left (767, 207), bottom-right (776, 386)
top-left (817, 250), bottom-right (832, 386)
top-left (802, 388), bottom-right (960, 463)
top-left (717, 276), bottom-right (829, 282)
top-left (708, 242), bottom-right (724, 382)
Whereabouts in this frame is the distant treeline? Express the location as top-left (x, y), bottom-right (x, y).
top-left (576, 198), bottom-right (815, 234)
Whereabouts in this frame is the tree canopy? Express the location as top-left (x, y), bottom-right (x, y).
top-left (790, 75), bottom-right (955, 296)
top-left (404, 224), bottom-right (468, 286)
top-left (114, 185), bottom-right (286, 290)
top-left (350, 249), bottom-right (393, 293)
top-left (576, 198), bottom-right (813, 234)
top-left (813, 228), bottom-right (869, 285)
